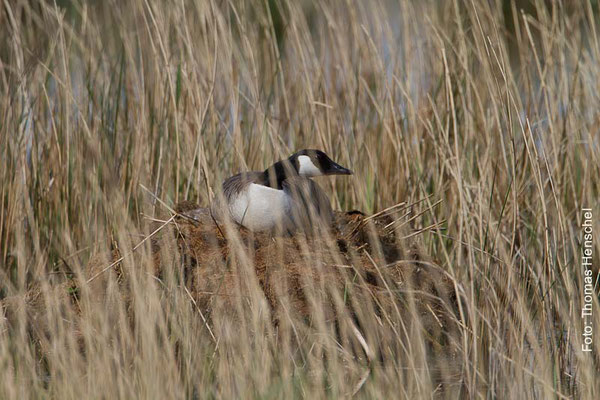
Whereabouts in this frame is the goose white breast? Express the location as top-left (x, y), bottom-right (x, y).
top-left (228, 183), bottom-right (293, 231)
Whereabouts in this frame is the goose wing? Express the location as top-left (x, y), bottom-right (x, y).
top-left (210, 171), bottom-right (265, 223)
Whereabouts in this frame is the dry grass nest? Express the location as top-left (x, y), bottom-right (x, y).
top-left (157, 201), bottom-right (464, 347)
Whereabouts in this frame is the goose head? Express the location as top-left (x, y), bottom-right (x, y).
top-left (290, 149), bottom-right (353, 177)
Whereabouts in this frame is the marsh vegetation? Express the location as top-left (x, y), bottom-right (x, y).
top-left (1, 0), bottom-right (599, 398)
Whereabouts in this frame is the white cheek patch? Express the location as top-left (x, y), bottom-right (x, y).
top-left (298, 155), bottom-right (322, 177)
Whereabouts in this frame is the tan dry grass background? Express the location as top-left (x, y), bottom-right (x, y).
top-left (1, 0), bottom-right (599, 398)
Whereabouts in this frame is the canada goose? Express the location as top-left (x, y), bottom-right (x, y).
top-left (210, 149), bottom-right (352, 232)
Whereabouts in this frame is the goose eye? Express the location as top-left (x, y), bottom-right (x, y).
top-left (317, 153), bottom-right (329, 169)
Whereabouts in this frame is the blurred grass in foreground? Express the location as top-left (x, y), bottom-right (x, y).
top-left (1, 0), bottom-right (599, 398)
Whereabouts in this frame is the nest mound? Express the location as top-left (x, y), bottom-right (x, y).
top-left (151, 202), bottom-right (462, 346)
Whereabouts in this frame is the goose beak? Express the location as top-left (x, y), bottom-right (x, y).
top-left (328, 162), bottom-right (353, 175)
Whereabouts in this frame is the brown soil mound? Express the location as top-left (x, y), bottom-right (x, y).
top-left (156, 202), bottom-right (462, 348)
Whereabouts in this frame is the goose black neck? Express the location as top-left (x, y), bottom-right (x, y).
top-left (262, 159), bottom-right (298, 189)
